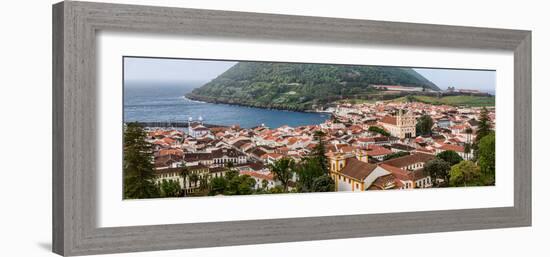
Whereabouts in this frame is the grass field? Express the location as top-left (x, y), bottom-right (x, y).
top-left (335, 95), bottom-right (495, 107)
top-left (410, 95), bottom-right (495, 107)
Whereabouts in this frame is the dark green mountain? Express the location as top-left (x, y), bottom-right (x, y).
top-left (187, 62), bottom-right (439, 111)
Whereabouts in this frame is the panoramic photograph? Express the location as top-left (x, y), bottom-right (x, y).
top-left (123, 57), bottom-right (496, 199)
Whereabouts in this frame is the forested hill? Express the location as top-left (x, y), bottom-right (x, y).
top-left (186, 62), bottom-right (440, 111)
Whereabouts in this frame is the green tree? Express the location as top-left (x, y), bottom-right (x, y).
top-left (199, 174), bottom-right (210, 190)
top-left (237, 175), bottom-right (256, 195)
top-left (189, 173), bottom-right (199, 188)
top-left (473, 107), bottom-right (492, 159)
top-left (424, 159), bottom-right (451, 187)
top-left (224, 170), bottom-right (240, 181)
top-left (261, 179), bottom-right (269, 190)
top-left (368, 126), bottom-right (391, 137)
top-left (226, 161), bottom-right (234, 169)
top-left (383, 151), bottom-right (410, 161)
top-left (225, 174), bottom-right (256, 195)
top-left (449, 161), bottom-right (482, 187)
top-left (312, 131), bottom-right (329, 174)
top-left (416, 115), bottom-right (434, 136)
top-left (269, 185), bottom-right (285, 194)
top-left (476, 107), bottom-right (492, 142)
top-left (159, 179), bottom-right (182, 197)
top-left (209, 177), bottom-right (227, 195)
top-left (464, 143), bottom-right (472, 160)
top-left (180, 162), bottom-right (189, 195)
top-left (123, 123), bottom-right (160, 199)
top-left (311, 175), bottom-right (335, 192)
top-left (477, 132), bottom-right (496, 185)
top-left (436, 150), bottom-right (463, 166)
top-left (295, 157), bottom-right (324, 192)
top-left (269, 158), bottom-right (296, 192)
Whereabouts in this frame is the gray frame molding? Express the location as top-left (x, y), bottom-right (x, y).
top-left (52, 1), bottom-right (531, 256)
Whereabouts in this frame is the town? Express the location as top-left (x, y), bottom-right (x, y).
top-left (123, 100), bottom-right (496, 198)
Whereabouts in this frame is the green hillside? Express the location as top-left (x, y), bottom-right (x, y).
top-left (187, 62), bottom-right (439, 111)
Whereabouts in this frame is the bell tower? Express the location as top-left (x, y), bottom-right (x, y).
top-left (355, 149), bottom-right (368, 163)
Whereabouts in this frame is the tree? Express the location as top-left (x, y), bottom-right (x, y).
top-left (436, 150), bottom-right (463, 166)
top-left (224, 170), bottom-right (239, 181)
top-left (199, 174), bottom-right (210, 190)
top-left (312, 131), bottom-right (329, 174)
top-left (416, 115), bottom-right (434, 136)
top-left (236, 175), bottom-right (256, 195)
top-left (476, 107), bottom-right (492, 142)
top-left (473, 107), bottom-right (492, 159)
top-left (464, 143), bottom-right (472, 160)
top-left (424, 159), bottom-right (451, 187)
top-left (477, 132), bottom-right (495, 185)
top-left (225, 174), bottom-right (256, 195)
top-left (295, 157), bottom-right (324, 192)
top-left (311, 175), bottom-right (335, 192)
top-left (368, 126), bottom-right (390, 137)
top-left (159, 179), bottom-right (182, 197)
top-left (226, 161), bottom-right (234, 169)
top-left (383, 151), bottom-right (410, 161)
top-left (189, 173), bottom-right (199, 188)
top-left (269, 185), bottom-right (285, 194)
top-left (209, 177), bottom-right (227, 195)
top-left (180, 162), bottom-right (189, 195)
top-left (123, 123), bottom-right (160, 199)
top-left (269, 158), bottom-right (296, 192)
top-left (261, 179), bottom-right (269, 190)
top-left (449, 161), bottom-right (482, 187)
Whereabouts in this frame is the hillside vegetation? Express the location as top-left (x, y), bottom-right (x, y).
top-left (187, 62), bottom-right (440, 111)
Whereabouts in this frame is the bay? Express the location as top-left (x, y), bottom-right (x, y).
top-left (124, 81), bottom-right (330, 129)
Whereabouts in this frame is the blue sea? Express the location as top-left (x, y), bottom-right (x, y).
top-left (124, 81), bottom-right (330, 129)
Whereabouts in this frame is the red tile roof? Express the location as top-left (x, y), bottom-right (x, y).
top-left (340, 158), bottom-right (378, 180)
top-left (439, 144), bottom-right (465, 152)
top-left (380, 115), bottom-right (397, 125)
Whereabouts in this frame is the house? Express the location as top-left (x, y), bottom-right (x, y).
top-left (331, 157), bottom-right (394, 191)
top-left (379, 153), bottom-right (434, 188)
top-left (381, 152), bottom-right (434, 171)
top-left (183, 152), bottom-right (214, 166)
top-left (154, 154), bottom-right (182, 169)
top-left (437, 118), bottom-right (451, 128)
top-left (155, 164), bottom-right (210, 193)
top-left (211, 148), bottom-right (247, 166)
top-left (209, 166), bottom-right (228, 179)
top-left (390, 143), bottom-right (415, 153)
top-left (366, 145), bottom-right (393, 161)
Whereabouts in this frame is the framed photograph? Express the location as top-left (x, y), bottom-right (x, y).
top-left (53, 1), bottom-right (531, 256)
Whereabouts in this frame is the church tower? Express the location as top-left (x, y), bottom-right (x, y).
top-left (355, 149), bottom-right (368, 163)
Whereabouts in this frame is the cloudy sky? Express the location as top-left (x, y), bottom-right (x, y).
top-left (124, 57), bottom-right (495, 92)
top-left (414, 68), bottom-right (495, 93)
top-left (124, 57), bottom-right (237, 83)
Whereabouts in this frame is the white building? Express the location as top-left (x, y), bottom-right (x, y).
top-left (378, 110), bottom-right (417, 139)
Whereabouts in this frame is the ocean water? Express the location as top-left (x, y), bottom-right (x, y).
top-left (124, 81), bottom-right (330, 129)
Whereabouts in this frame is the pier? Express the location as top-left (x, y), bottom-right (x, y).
top-left (128, 121), bottom-right (227, 128)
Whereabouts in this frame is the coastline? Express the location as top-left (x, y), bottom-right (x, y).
top-left (185, 93), bottom-right (326, 114)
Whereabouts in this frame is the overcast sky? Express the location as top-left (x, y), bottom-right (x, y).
top-left (414, 68), bottom-right (495, 92)
top-left (124, 57), bottom-right (237, 83)
top-left (124, 57), bottom-right (495, 92)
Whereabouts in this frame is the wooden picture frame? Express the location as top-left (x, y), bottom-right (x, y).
top-left (52, 1), bottom-right (531, 256)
